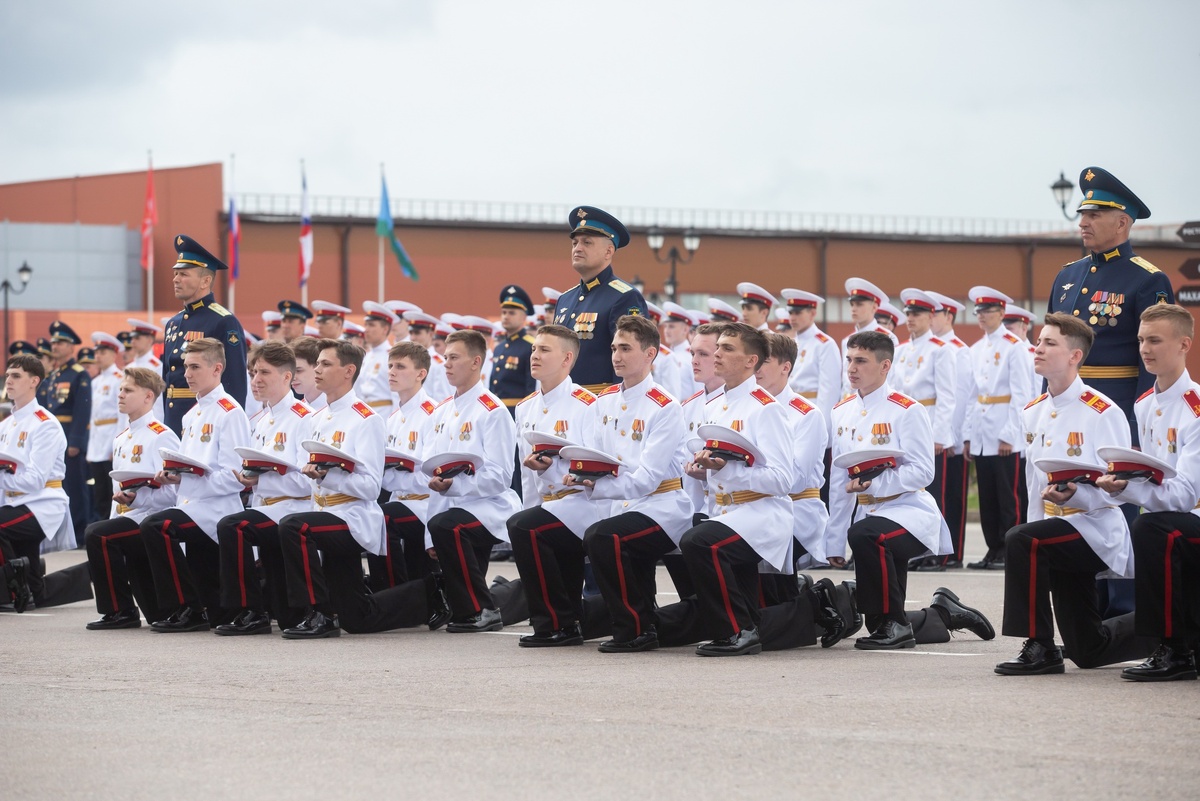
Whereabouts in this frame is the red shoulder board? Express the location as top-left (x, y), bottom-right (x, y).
top-left (682, 389), bottom-right (704, 406)
top-left (148, 421), bottom-right (167, 434)
top-left (930, 337), bottom-right (944, 347)
top-left (149, 357), bottom-right (161, 367)
top-left (432, 353), bottom-right (444, 364)
top-left (352, 401), bottom-right (375, 418)
top-left (572, 388), bottom-right (597, 405)
top-left (1136, 388), bottom-right (1155, 404)
top-left (788, 396), bottom-right (814, 415)
top-left (1024, 392), bottom-right (1048, 410)
top-left (34, 409), bottom-right (50, 422)
top-left (646, 387), bottom-right (672, 407)
top-left (659, 345), bottom-right (672, 356)
top-left (1079, 391), bottom-right (1111, 414)
top-left (516, 391), bottom-right (538, 407)
top-left (951, 339), bottom-right (965, 348)
top-left (1003, 332), bottom-right (1020, 345)
top-left (290, 402), bottom-right (311, 418)
top-left (887, 392), bottom-right (916, 409)
top-left (1184, 389), bottom-right (1200, 418)
top-left (217, 397), bottom-right (237, 412)
top-left (834, 393), bottom-right (856, 409)
top-left (478, 394), bottom-right (500, 412)
top-left (814, 332), bottom-right (830, 343)
top-left (420, 400), bottom-right (438, 415)
top-left (597, 384), bottom-right (620, 397)
top-left (751, 388), bottom-right (775, 406)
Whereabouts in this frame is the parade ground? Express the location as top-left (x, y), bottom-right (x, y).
top-left (6, 527), bottom-right (1199, 801)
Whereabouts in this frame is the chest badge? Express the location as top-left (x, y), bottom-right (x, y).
top-left (459, 422), bottom-right (472, 441)
top-left (200, 423), bottom-right (213, 443)
top-left (870, 422), bottom-right (892, 445)
top-left (631, 419), bottom-right (645, 441)
top-left (1066, 431), bottom-right (1083, 457)
top-left (274, 432), bottom-right (287, 452)
top-left (1168, 428), bottom-right (1178, 453)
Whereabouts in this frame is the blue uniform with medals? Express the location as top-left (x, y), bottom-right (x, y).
top-left (491, 284), bottom-right (538, 406)
top-left (41, 322), bottom-right (92, 541)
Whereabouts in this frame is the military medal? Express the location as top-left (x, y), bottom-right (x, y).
top-left (273, 432), bottom-right (286, 452)
top-left (1066, 431), bottom-right (1083, 457)
top-left (631, 419), bottom-right (645, 441)
top-left (131, 444), bottom-right (142, 463)
top-left (871, 422), bottom-right (891, 445)
top-left (408, 431), bottom-right (418, 451)
top-left (200, 423), bottom-right (213, 443)
top-left (459, 422), bottom-right (472, 442)
top-left (332, 431), bottom-right (345, 449)
top-left (553, 420), bottom-right (568, 437)
top-left (1168, 428), bottom-right (1177, 454)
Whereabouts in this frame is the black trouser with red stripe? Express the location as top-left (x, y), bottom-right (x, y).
top-left (680, 520), bottom-right (767, 638)
top-left (84, 516), bottom-right (161, 620)
top-left (847, 515), bottom-right (928, 626)
top-left (279, 511), bottom-right (431, 633)
top-left (1131, 512), bottom-right (1200, 643)
top-left (216, 510), bottom-right (303, 629)
top-left (942, 452), bottom-right (968, 560)
top-left (371, 502), bottom-right (432, 591)
top-left (428, 508), bottom-right (501, 619)
top-left (1002, 518), bottom-right (1153, 667)
top-left (508, 506), bottom-right (585, 635)
top-left (974, 453), bottom-right (1024, 556)
top-left (0, 504), bottom-right (46, 600)
top-left (141, 509), bottom-right (227, 622)
top-left (584, 512), bottom-right (676, 642)
top-left (88, 460), bottom-right (112, 522)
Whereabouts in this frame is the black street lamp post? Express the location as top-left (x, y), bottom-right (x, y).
top-left (646, 229), bottom-right (700, 303)
top-left (2, 261), bottom-right (34, 354)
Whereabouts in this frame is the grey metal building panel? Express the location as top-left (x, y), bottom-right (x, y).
top-left (0, 220), bottom-right (138, 310)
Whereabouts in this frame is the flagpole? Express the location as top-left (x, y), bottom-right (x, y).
top-left (300, 159), bottom-right (309, 307)
top-left (146, 150), bottom-right (154, 326)
top-left (228, 153), bottom-right (236, 314)
top-left (378, 163), bottom-right (385, 302)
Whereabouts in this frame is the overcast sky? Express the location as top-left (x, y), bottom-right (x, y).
top-left (2, 1), bottom-right (1197, 227)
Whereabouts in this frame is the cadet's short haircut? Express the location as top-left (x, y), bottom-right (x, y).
top-left (123, 366), bottom-right (166, 399)
top-left (446, 330), bottom-right (488, 362)
top-left (695, 322), bottom-right (729, 339)
top-left (248, 340), bottom-right (297, 376)
top-left (1044, 312), bottom-right (1094, 361)
top-left (535, 324), bottom-right (580, 357)
top-left (763, 331), bottom-right (798, 369)
top-left (291, 335), bottom-right (322, 366)
top-left (317, 338), bottom-right (365, 383)
top-left (1140, 303), bottom-right (1194, 339)
top-left (183, 337), bottom-right (226, 368)
top-left (389, 340), bottom-right (431, 373)
top-left (615, 314), bottom-right (660, 351)
top-left (720, 322), bottom-right (769, 369)
top-left (6, 354), bottom-right (44, 381)
top-left (846, 330), bottom-right (894, 361)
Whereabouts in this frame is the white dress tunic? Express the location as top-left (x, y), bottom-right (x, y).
top-left (0, 401), bottom-right (73, 552)
top-left (175, 387), bottom-right (252, 539)
top-left (515, 381), bottom-right (599, 538)
top-left (774, 386), bottom-right (829, 564)
top-left (246, 396), bottom-right (317, 523)
top-left (109, 414), bottom-right (179, 522)
top-left (1117, 371), bottom-right (1200, 516)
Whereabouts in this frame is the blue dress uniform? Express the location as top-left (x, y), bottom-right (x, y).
top-left (1047, 167), bottom-right (1173, 442)
top-left (41, 321), bottom-right (92, 543)
top-left (161, 235), bottom-right (248, 435)
top-left (552, 206), bottom-right (648, 392)
top-left (490, 285), bottom-right (537, 408)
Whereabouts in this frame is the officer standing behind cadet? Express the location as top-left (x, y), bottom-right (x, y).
top-left (42, 321), bottom-right (91, 544)
top-left (491, 285), bottom-right (537, 408)
top-left (161, 234), bottom-right (247, 435)
top-left (553, 206), bottom-right (648, 392)
top-left (276, 300), bottom-right (312, 343)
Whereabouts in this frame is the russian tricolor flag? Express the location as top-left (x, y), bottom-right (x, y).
top-left (298, 166), bottom-right (313, 288)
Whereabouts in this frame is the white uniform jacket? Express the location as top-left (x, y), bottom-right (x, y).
top-left (652, 345), bottom-right (686, 401)
top-left (110, 414), bottom-right (180, 522)
top-left (841, 323), bottom-right (899, 395)
top-left (1022, 377), bottom-right (1131, 576)
top-left (246, 395), bottom-right (317, 523)
top-left (681, 386), bottom-right (722, 516)
top-left (893, 330), bottom-right (957, 450)
top-left (789, 324), bottom-right (841, 429)
top-left (964, 327), bottom-right (1032, 456)
top-left (176, 387), bottom-right (252, 539)
top-left (584, 374), bottom-right (693, 544)
top-left (425, 381), bottom-right (520, 542)
top-left (132, 350), bottom-right (165, 422)
top-left (941, 329), bottom-right (973, 452)
top-left (516, 381), bottom-right (599, 538)
top-left (698, 379), bottom-right (795, 571)
top-left (423, 350), bottom-right (451, 404)
top-left (776, 387), bottom-right (829, 564)
top-left (87, 364), bottom-right (124, 462)
top-left (0, 401), bottom-right (73, 552)
top-left (383, 389), bottom-right (440, 530)
top-left (828, 384), bottom-right (952, 560)
top-left (358, 342), bottom-right (395, 413)
top-left (1116, 372), bottom-right (1200, 516)
top-left (307, 391), bottom-right (387, 555)
top-left (668, 341), bottom-right (700, 400)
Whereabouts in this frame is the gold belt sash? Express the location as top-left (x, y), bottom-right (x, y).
top-left (916, 398), bottom-right (935, 407)
top-left (1044, 501), bottom-right (1085, 517)
top-left (116, 503), bottom-right (132, 515)
top-left (263, 495), bottom-right (312, 506)
top-left (651, 478), bottom-right (684, 495)
top-left (5, 480), bottom-right (63, 498)
top-left (789, 488), bottom-right (821, 501)
top-left (166, 387), bottom-right (196, 399)
top-left (55, 414), bottom-right (73, 423)
top-left (93, 417), bottom-right (118, 426)
top-left (799, 391), bottom-right (818, 399)
top-left (857, 492), bottom-right (905, 505)
top-left (501, 398), bottom-right (522, 408)
top-left (977, 395), bottom-right (1011, 405)
top-left (542, 488), bottom-right (582, 502)
top-left (1079, 365), bottom-right (1138, 379)
top-left (714, 490), bottom-right (772, 506)
top-left (314, 492), bottom-right (357, 508)
top-left (395, 493), bottom-right (430, 501)
top-left (366, 400), bottom-right (394, 409)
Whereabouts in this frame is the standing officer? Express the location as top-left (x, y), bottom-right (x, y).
top-left (552, 206), bottom-right (648, 392)
top-left (115, 331), bottom-right (135, 367)
top-left (277, 301), bottom-right (312, 344)
top-left (43, 321), bottom-right (91, 544)
top-left (491, 285), bottom-right (537, 408)
top-left (161, 234), bottom-right (248, 435)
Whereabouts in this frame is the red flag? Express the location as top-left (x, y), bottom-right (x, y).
top-left (140, 161), bottom-right (157, 271)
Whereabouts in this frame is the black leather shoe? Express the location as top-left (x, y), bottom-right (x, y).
top-left (214, 609), bottom-right (272, 636)
top-left (941, 558), bottom-right (963, 569)
top-left (810, 578), bottom-right (850, 648)
top-left (984, 558), bottom-right (1006, 570)
top-left (520, 623), bottom-right (584, 648)
top-left (995, 639), bottom-right (1064, 675)
top-left (796, 573), bottom-right (813, 595)
top-left (913, 555), bottom-right (947, 572)
top-left (697, 628), bottom-right (762, 656)
top-left (86, 609), bottom-right (142, 630)
top-left (3, 556), bottom-right (33, 613)
top-left (446, 607), bottom-right (503, 633)
top-left (281, 609), bottom-right (341, 639)
top-left (150, 605), bottom-right (209, 632)
top-left (490, 545), bottom-right (512, 562)
top-left (840, 581), bottom-right (863, 639)
top-left (855, 619), bottom-right (916, 650)
top-left (427, 577), bottom-right (452, 631)
top-left (1121, 644), bottom-right (1198, 682)
top-left (598, 628), bottom-right (660, 653)
top-left (931, 587), bottom-right (995, 640)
